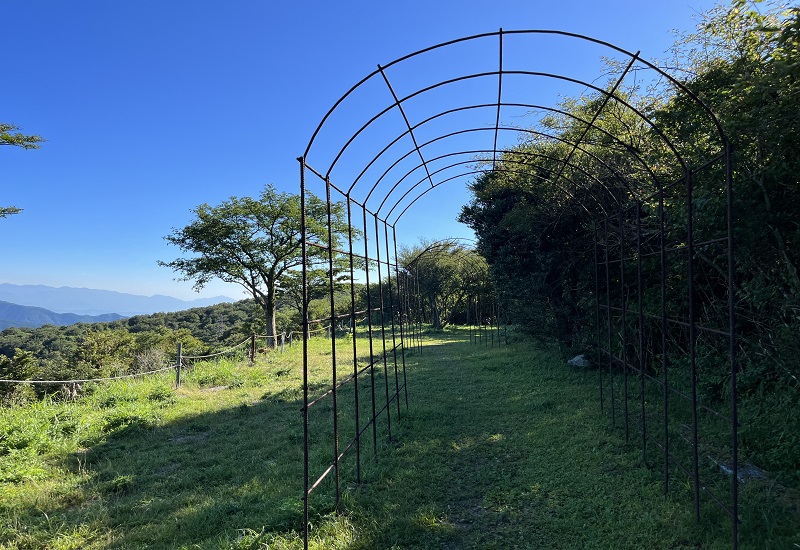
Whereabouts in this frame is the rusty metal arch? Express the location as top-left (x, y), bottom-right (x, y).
top-left (348, 100), bottom-right (664, 205)
top-left (399, 237), bottom-right (500, 345)
top-left (298, 29), bottom-right (737, 550)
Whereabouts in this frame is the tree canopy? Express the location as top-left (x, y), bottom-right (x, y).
top-left (1, 122), bottom-right (44, 218)
top-left (160, 184), bottom-right (351, 344)
top-left (460, 0), bottom-right (800, 486)
top-left (398, 240), bottom-right (492, 329)
top-left (0, 122), bottom-right (44, 150)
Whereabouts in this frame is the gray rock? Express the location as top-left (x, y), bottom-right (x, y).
top-left (567, 354), bottom-right (590, 368)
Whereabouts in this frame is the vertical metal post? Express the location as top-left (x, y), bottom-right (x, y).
top-left (637, 201), bottom-right (647, 465)
top-left (362, 207), bottom-right (378, 455)
top-left (250, 333), bottom-right (256, 364)
top-left (415, 269), bottom-right (423, 353)
top-left (467, 295), bottom-right (472, 344)
top-left (659, 181), bottom-right (670, 495)
top-left (346, 199), bottom-right (361, 483)
top-left (401, 271), bottom-right (411, 350)
top-left (384, 222), bottom-right (401, 419)
top-left (298, 157), bottom-right (310, 550)
top-left (392, 225), bottom-right (409, 410)
top-left (324, 177), bottom-right (341, 507)
top-left (405, 273), bottom-right (413, 350)
top-left (686, 170), bottom-right (701, 521)
top-left (604, 218), bottom-right (615, 428)
top-left (489, 296), bottom-right (493, 346)
top-left (725, 142), bottom-right (739, 549)
top-left (477, 301), bottom-right (482, 345)
top-left (374, 214), bottom-right (392, 440)
top-left (495, 301), bottom-right (499, 345)
top-left (594, 222), bottom-right (604, 413)
top-left (619, 209), bottom-right (630, 443)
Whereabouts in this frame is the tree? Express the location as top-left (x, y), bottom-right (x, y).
top-left (160, 184), bottom-right (351, 345)
top-left (2, 122), bottom-right (45, 218)
top-left (0, 348), bottom-right (37, 403)
top-left (399, 240), bottom-right (491, 329)
top-left (0, 123), bottom-right (45, 149)
top-left (0, 206), bottom-right (23, 219)
top-left (460, 1), bottom-right (800, 482)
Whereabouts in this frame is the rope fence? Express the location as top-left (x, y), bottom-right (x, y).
top-left (0, 364), bottom-right (176, 386)
top-left (0, 329), bottom-right (306, 390)
top-left (181, 335), bottom-right (252, 360)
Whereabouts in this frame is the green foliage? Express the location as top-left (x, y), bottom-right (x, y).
top-left (3, 330), bottom-right (793, 548)
top-left (0, 349), bottom-right (37, 403)
top-left (459, 166), bottom-right (597, 351)
top-left (399, 240), bottom-right (492, 328)
top-left (2, 121), bottom-right (44, 219)
top-left (0, 348), bottom-right (36, 380)
top-left (0, 122), bottom-right (45, 150)
top-left (0, 206), bottom-right (23, 219)
top-left (460, 0), bottom-right (800, 487)
top-left (0, 300), bottom-right (268, 392)
top-left (160, 184), bottom-right (353, 343)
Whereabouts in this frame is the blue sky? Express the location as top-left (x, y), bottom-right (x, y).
top-left (2, 0), bottom-right (719, 301)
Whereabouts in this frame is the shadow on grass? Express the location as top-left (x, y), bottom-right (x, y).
top-left (77, 394), bottom-right (308, 546)
top-left (13, 330), bottom-right (794, 548)
top-left (9, 373), bottom-right (332, 548)
top-left (306, 331), bottom-right (739, 549)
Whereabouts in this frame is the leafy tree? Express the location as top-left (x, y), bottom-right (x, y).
top-left (75, 328), bottom-right (135, 377)
top-left (460, 0), bottom-right (800, 482)
top-left (160, 184), bottom-right (351, 345)
top-left (0, 348), bottom-right (37, 403)
top-left (459, 167), bottom-right (596, 348)
top-left (0, 206), bottom-right (23, 219)
top-left (399, 240), bottom-right (492, 329)
top-left (0, 348), bottom-right (36, 381)
top-left (0, 123), bottom-right (45, 149)
top-left (1, 122), bottom-right (45, 218)
top-left (277, 267), bottom-right (353, 327)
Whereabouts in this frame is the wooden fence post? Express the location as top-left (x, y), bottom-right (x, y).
top-left (176, 342), bottom-right (182, 388)
top-left (250, 333), bottom-right (256, 364)
top-left (280, 332), bottom-right (285, 354)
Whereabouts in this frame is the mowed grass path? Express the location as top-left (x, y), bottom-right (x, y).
top-left (2, 329), bottom-right (788, 548)
top-left (320, 331), bottom-right (736, 550)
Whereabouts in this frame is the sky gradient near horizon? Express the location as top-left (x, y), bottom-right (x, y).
top-left (2, 0), bottom-right (719, 301)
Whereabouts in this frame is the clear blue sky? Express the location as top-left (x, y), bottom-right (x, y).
top-left (2, 0), bottom-right (718, 301)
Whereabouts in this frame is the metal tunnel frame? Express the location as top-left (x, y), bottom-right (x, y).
top-left (402, 238), bottom-right (504, 347)
top-left (299, 29), bottom-right (737, 549)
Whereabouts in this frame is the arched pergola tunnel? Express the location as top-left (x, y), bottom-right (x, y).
top-left (401, 237), bottom-right (504, 346)
top-left (298, 30), bottom-right (737, 549)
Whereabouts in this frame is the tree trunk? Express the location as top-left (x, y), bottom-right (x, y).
top-left (431, 296), bottom-right (441, 329)
top-left (263, 282), bottom-right (278, 348)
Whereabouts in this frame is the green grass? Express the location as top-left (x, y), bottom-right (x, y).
top-left (0, 329), bottom-right (797, 549)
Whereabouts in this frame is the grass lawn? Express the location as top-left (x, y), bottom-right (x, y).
top-left (0, 329), bottom-right (796, 548)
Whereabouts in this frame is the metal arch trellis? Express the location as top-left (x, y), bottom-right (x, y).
top-left (298, 29), bottom-right (737, 549)
top-left (401, 238), bottom-right (503, 347)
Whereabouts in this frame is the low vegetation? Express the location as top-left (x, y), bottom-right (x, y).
top-left (459, 2), bottom-right (800, 490)
top-left (1, 329), bottom-right (796, 548)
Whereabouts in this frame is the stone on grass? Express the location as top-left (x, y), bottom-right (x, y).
top-left (567, 354), bottom-right (590, 368)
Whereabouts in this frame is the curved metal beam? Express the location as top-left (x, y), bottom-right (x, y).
top-left (353, 101), bottom-right (660, 207)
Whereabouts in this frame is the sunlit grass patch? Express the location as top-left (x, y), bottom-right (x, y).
top-left (0, 329), bottom-right (796, 548)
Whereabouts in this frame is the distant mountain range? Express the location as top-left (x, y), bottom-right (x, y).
top-left (0, 283), bottom-right (236, 318)
top-left (0, 301), bottom-right (125, 330)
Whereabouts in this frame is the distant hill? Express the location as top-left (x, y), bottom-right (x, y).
top-left (0, 283), bottom-right (236, 316)
top-left (0, 301), bottom-right (126, 330)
